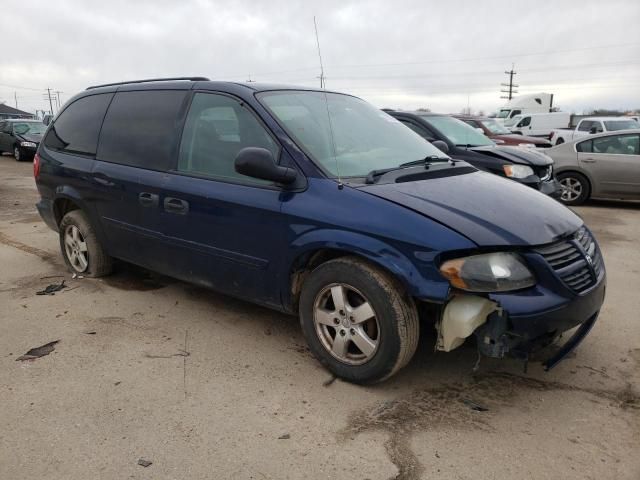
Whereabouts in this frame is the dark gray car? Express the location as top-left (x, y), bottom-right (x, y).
top-left (546, 129), bottom-right (640, 205)
top-left (0, 119), bottom-right (47, 161)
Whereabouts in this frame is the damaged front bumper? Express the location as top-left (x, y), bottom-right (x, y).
top-left (437, 271), bottom-right (606, 369)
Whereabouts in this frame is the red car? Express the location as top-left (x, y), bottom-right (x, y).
top-left (454, 115), bottom-right (551, 148)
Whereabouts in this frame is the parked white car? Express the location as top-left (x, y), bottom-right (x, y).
top-left (506, 112), bottom-right (571, 137)
top-left (549, 117), bottom-right (638, 145)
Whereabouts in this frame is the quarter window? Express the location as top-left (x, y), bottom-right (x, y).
top-left (97, 90), bottom-right (188, 170)
top-left (177, 93), bottom-right (279, 184)
top-left (44, 93), bottom-right (114, 155)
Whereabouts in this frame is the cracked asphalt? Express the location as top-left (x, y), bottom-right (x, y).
top-left (0, 153), bottom-right (639, 480)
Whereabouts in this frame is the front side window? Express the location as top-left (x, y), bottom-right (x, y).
top-left (423, 115), bottom-right (494, 147)
top-left (258, 91), bottom-right (447, 177)
top-left (44, 93), bottom-right (114, 155)
top-left (603, 120), bottom-right (638, 132)
top-left (517, 117), bottom-right (531, 127)
top-left (178, 93), bottom-right (279, 184)
top-left (97, 90), bottom-right (187, 170)
top-left (399, 120), bottom-right (431, 140)
top-left (592, 134), bottom-right (640, 155)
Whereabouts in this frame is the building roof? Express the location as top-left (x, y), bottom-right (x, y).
top-left (0, 103), bottom-right (33, 116)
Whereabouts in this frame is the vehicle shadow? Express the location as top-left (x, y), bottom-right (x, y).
top-left (582, 198), bottom-right (640, 210)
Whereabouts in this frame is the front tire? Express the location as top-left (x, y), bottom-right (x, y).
top-left (557, 171), bottom-right (590, 205)
top-left (59, 210), bottom-right (113, 277)
top-left (299, 257), bottom-right (419, 384)
top-left (14, 146), bottom-right (22, 162)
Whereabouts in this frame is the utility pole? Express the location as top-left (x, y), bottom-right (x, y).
top-left (45, 88), bottom-right (54, 114)
top-left (14, 92), bottom-right (18, 109)
top-left (55, 91), bottom-right (62, 109)
top-left (500, 64), bottom-right (518, 101)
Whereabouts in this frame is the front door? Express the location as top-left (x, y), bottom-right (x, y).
top-left (160, 92), bottom-right (289, 308)
top-left (578, 133), bottom-right (640, 197)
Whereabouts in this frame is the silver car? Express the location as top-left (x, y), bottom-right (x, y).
top-left (546, 129), bottom-right (640, 205)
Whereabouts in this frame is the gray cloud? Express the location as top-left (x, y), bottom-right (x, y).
top-left (1, 0), bottom-right (639, 115)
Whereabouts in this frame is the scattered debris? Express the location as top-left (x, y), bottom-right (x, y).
top-left (323, 375), bottom-right (337, 387)
top-left (461, 398), bottom-right (489, 412)
top-left (40, 275), bottom-right (64, 280)
top-left (36, 280), bottom-right (66, 296)
top-left (264, 327), bottom-right (272, 336)
top-left (137, 458), bottom-right (152, 467)
top-left (278, 433), bottom-right (290, 440)
top-left (114, 381), bottom-right (121, 386)
top-left (144, 349), bottom-right (190, 359)
top-left (84, 331), bottom-right (97, 335)
top-left (16, 340), bottom-right (60, 361)
top-left (71, 273), bottom-right (84, 279)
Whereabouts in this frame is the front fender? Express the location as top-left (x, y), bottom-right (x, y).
top-left (282, 228), bottom-right (451, 310)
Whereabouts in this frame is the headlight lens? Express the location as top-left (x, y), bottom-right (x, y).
top-left (439, 252), bottom-right (536, 292)
top-left (20, 141), bottom-right (37, 148)
top-left (503, 164), bottom-right (534, 178)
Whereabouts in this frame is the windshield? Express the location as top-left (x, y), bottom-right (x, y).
top-left (481, 119), bottom-right (511, 134)
top-left (258, 91), bottom-right (447, 177)
top-left (604, 120), bottom-right (638, 131)
top-left (423, 115), bottom-right (494, 147)
top-left (13, 122), bottom-right (46, 135)
top-left (497, 109), bottom-right (510, 118)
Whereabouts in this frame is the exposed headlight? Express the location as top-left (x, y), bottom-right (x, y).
top-left (439, 252), bottom-right (536, 292)
top-left (503, 164), bottom-right (534, 178)
top-left (20, 141), bottom-right (37, 148)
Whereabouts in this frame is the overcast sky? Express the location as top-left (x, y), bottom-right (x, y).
top-left (1, 0), bottom-right (639, 116)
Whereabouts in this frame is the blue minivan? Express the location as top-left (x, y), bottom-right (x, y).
top-left (34, 78), bottom-right (605, 383)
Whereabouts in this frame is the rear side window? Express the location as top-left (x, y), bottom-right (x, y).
top-left (44, 93), bottom-right (114, 155)
top-left (97, 90), bottom-right (188, 170)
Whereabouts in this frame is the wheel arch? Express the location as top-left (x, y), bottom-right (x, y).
top-left (51, 187), bottom-right (109, 247)
top-left (556, 167), bottom-right (594, 196)
top-left (283, 229), bottom-right (449, 313)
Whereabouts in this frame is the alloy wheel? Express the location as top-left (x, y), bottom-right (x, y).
top-left (14, 147), bottom-right (20, 161)
top-left (559, 177), bottom-right (582, 202)
top-left (313, 283), bottom-right (380, 365)
top-left (64, 225), bottom-right (89, 272)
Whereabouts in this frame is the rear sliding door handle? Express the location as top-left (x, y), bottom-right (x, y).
top-left (164, 197), bottom-right (189, 214)
top-left (138, 192), bottom-right (159, 207)
top-left (582, 158), bottom-right (597, 163)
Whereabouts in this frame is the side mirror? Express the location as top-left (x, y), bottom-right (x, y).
top-left (431, 140), bottom-right (449, 154)
top-left (234, 147), bottom-right (297, 185)
top-left (589, 126), bottom-right (598, 134)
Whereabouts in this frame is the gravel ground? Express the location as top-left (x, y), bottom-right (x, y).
top-left (0, 153), bottom-right (638, 480)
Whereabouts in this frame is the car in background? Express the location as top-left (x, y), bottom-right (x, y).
top-left (386, 110), bottom-right (560, 197)
top-left (546, 129), bottom-right (640, 205)
top-left (549, 117), bottom-right (638, 146)
top-left (454, 115), bottom-right (551, 148)
top-left (0, 119), bottom-right (47, 161)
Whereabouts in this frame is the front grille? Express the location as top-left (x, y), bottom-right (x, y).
top-left (534, 227), bottom-right (603, 293)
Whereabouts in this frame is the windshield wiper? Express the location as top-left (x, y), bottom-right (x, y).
top-left (365, 155), bottom-right (451, 184)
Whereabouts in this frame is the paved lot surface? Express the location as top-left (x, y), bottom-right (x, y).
top-left (0, 153), bottom-right (638, 480)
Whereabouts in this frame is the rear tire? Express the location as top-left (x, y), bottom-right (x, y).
top-left (557, 171), bottom-right (590, 206)
top-left (59, 210), bottom-right (113, 277)
top-left (299, 257), bottom-right (419, 384)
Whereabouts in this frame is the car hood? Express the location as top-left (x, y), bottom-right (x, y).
top-left (360, 169), bottom-right (582, 246)
top-left (492, 134), bottom-right (550, 145)
top-left (469, 144), bottom-right (552, 166)
top-left (17, 133), bottom-right (43, 143)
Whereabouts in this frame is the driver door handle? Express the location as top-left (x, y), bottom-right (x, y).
top-left (164, 197), bottom-right (189, 215)
top-left (582, 158), bottom-right (597, 163)
top-left (139, 192), bottom-right (159, 207)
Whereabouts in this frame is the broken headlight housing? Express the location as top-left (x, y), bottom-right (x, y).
top-left (503, 164), bottom-right (533, 178)
top-left (439, 252), bottom-right (536, 292)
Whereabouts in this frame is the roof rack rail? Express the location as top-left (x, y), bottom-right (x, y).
top-left (86, 77), bottom-right (210, 90)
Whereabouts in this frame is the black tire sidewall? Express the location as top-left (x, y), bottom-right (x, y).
top-left (558, 172), bottom-right (590, 205)
top-left (299, 259), bottom-right (405, 383)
